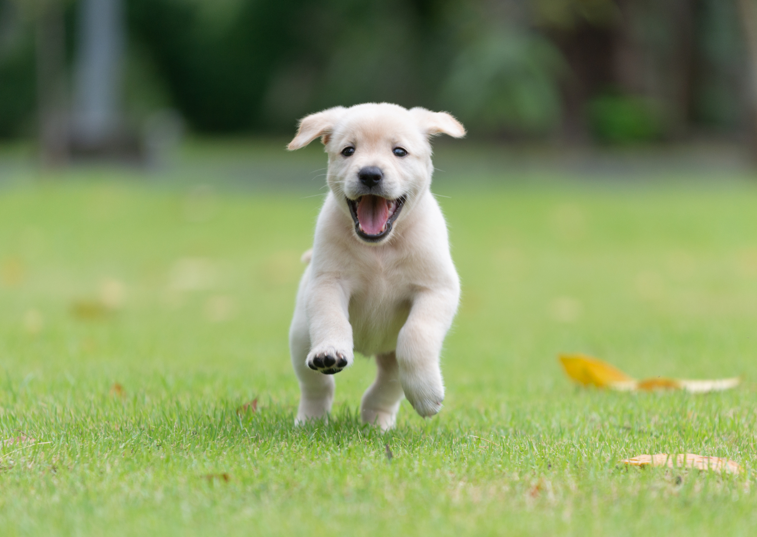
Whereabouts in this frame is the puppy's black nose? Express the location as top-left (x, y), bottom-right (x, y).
top-left (358, 166), bottom-right (383, 188)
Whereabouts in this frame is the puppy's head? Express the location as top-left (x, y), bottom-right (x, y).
top-left (288, 103), bottom-right (465, 244)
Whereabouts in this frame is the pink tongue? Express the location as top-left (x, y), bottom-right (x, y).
top-left (357, 195), bottom-right (390, 235)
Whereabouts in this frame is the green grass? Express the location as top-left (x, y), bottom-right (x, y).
top-left (1, 167), bottom-right (757, 536)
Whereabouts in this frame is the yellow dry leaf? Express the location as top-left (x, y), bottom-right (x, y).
top-left (109, 383), bottom-right (126, 398)
top-left (559, 354), bottom-right (633, 388)
top-left (202, 473), bottom-right (231, 483)
top-left (636, 377), bottom-right (681, 391)
top-left (70, 299), bottom-right (111, 320)
top-left (621, 454), bottom-right (742, 475)
top-left (620, 377), bottom-right (740, 393)
top-left (678, 378), bottom-right (741, 393)
top-left (559, 355), bottom-right (741, 394)
top-left (0, 258), bottom-right (25, 286)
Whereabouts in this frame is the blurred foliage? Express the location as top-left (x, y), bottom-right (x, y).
top-left (127, 0), bottom-right (465, 133)
top-left (0, 0), bottom-right (751, 142)
top-left (0, 33), bottom-right (35, 138)
top-left (692, 0), bottom-right (747, 129)
top-left (587, 93), bottom-right (663, 144)
top-left (532, 0), bottom-right (619, 28)
top-left (0, 1), bottom-right (35, 137)
top-left (442, 27), bottom-right (564, 135)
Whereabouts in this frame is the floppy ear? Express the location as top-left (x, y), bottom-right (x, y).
top-left (410, 107), bottom-right (466, 139)
top-left (287, 106), bottom-right (346, 150)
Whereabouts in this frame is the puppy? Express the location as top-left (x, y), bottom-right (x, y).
top-left (287, 102), bottom-right (465, 430)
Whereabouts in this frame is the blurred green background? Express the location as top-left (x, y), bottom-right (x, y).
top-left (1, 0), bottom-right (755, 158)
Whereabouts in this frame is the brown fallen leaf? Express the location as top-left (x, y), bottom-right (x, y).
top-left (70, 299), bottom-right (112, 320)
top-left (621, 454), bottom-right (742, 475)
top-left (109, 383), bottom-right (126, 398)
top-left (559, 354), bottom-right (740, 393)
top-left (636, 377), bottom-right (681, 391)
top-left (236, 398), bottom-right (258, 415)
top-left (202, 473), bottom-right (231, 483)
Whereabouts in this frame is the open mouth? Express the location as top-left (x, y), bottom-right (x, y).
top-left (346, 194), bottom-right (406, 242)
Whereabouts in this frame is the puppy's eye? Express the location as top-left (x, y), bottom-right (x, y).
top-left (341, 146), bottom-right (355, 157)
top-left (393, 147), bottom-right (408, 157)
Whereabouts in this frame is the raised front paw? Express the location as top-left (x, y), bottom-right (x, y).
top-left (306, 346), bottom-right (352, 375)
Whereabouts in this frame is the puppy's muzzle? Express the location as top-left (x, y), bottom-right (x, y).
top-left (358, 166), bottom-right (383, 188)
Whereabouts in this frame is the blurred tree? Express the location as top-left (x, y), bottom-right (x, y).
top-left (128, 0), bottom-right (307, 133)
top-left (70, 0), bottom-right (133, 158)
top-left (28, 0), bottom-right (70, 166)
top-left (2, 0), bottom-right (74, 165)
top-left (0, 0), bottom-right (36, 139)
top-left (440, 1), bottom-right (565, 137)
top-left (737, 0), bottom-right (757, 157)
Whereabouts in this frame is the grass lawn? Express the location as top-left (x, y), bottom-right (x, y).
top-left (1, 158), bottom-right (757, 536)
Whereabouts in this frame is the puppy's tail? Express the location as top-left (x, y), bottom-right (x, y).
top-left (300, 248), bottom-right (313, 264)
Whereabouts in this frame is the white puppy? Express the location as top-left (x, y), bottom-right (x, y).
top-left (287, 102), bottom-right (465, 430)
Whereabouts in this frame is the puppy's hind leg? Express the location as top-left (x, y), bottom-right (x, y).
top-left (290, 310), bottom-right (334, 425)
top-left (361, 352), bottom-right (404, 431)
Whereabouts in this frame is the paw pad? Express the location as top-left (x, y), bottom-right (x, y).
top-left (307, 352), bottom-right (349, 375)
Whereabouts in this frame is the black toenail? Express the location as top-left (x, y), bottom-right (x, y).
top-left (308, 362), bottom-right (317, 370)
top-left (337, 357), bottom-right (348, 367)
top-left (323, 355), bottom-right (336, 367)
top-left (313, 356), bottom-right (324, 368)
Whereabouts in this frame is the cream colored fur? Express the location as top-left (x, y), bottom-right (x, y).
top-left (287, 102), bottom-right (465, 430)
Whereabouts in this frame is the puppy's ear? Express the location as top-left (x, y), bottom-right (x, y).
top-left (287, 107), bottom-right (346, 150)
top-left (410, 107), bottom-right (466, 139)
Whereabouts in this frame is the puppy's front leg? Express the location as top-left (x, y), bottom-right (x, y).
top-left (306, 276), bottom-right (354, 375)
top-left (396, 289), bottom-right (458, 418)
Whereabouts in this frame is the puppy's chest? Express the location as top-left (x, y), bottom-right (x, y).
top-left (347, 263), bottom-right (413, 355)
